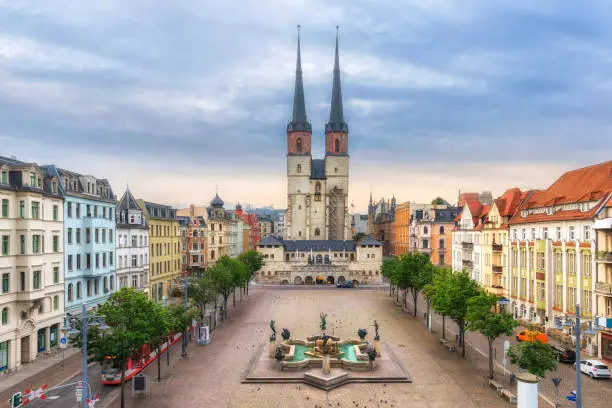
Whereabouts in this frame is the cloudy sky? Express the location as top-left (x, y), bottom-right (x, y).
top-left (2, 0), bottom-right (611, 212)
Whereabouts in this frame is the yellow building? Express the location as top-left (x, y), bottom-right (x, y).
top-left (594, 200), bottom-right (612, 363)
top-left (138, 200), bottom-right (182, 303)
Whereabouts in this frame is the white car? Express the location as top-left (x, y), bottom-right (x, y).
top-left (575, 359), bottom-right (611, 379)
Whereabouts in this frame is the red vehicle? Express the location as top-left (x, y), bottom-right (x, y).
top-left (101, 332), bottom-right (183, 385)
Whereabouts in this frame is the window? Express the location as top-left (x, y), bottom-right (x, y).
top-left (582, 253), bottom-right (592, 277)
top-left (439, 239), bottom-right (445, 249)
top-left (103, 207), bottom-right (106, 218)
top-left (211, 250), bottom-right (215, 260)
top-left (95, 253), bottom-right (100, 269)
top-left (536, 282), bottom-right (545, 300)
top-left (53, 205), bottom-right (58, 221)
top-left (31, 201), bottom-right (40, 219)
top-left (132, 275), bottom-right (138, 288)
top-left (296, 137), bottom-right (303, 153)
top-left (1, 307), bottom-right (7, 325)
top-left (95, 228), bottom-right (99, 243)
top-left (53, 295), bottom-right (59, 311)
top-left (94, 206), bottom-right (98, 218)
top-left (94, 278), bottom-right (99, 295)
top-left (568, 287), bottom-right (577, 311)
top-left (554, 251), bottom-right (562, 273)
top-left (76, 203), bottom-right (80, 218)
top-left (2, 273), bottom-right (8, 293)
top-left (422, 240), bottom-right (428, 249)
top-left (86, 228), bottom-right (91, 243)
top-left (109, 230), bottom-right (113, 243)
top-left (32, 235), bottom-right (40, 253)
top-left (314, 228), bottom-right (320, 236)
top-left (30, 172), bottom-right (36, 186)
top-left (68, 283), bottom-right (74, 302)
top-left (76, 228), bottom-right (81, 244)
top-left (556, 227), bottom-right (562, 240)
top-left (19, 235), bottom-right (25, 254)
top-left (543, 227), bottom-right (549, 240)
top-left (583, 290), bottom-right (592, 311)
top-left (530, 228), bottom-right (535, 240)
top-left (19, 272), bottom-right (25, 291)
top-left (439, 253), bottom-right (445, 265)
top-left (19, 200), bottom-right (24, 218)
top-left (102, 229), bottom-right (106, 243)
top-left (33, 270), bottom-right (40, 290)
top-left (68, 255), bottom-right (73, 271)
top-left (110, 276), bottom-right (114, 291)
top-left (53, 267), bottom-right (59, 284)
top-left (334, 138), bottom-right (340, 153)
top-left (76, 254), bottom-right (81, 270)
top-left (110, 251), bottom-right (113, 266)
top-left (0, 170), bottom-right (6, 184)
top-left (87, 280), bottom-right (92, 297)
top-left (1, 236), bottom-right (8, 256)
top-left (67, 228), bottom-right (73, 244)
top-left (439, 226), bottom-right (445, 235)
top-left (1, 199), bottom-right (8, 217)
top-left (521, 229), bottom-right (526, 240)
top-left (568, 251), bottom-right (576, 275)
top-left (53, 236), bottom-right (59, 252)
top-left (569, 226), bottom-right (575, 240)
top-left (132, 255), bottom-right (137, 267)
top-left (67, 202), bottom-right (73, 217)
top-left (297, 164), bottom-right (302, 174)
top-left (103, 253), bottom-right (107, 267)
top-left (77, 282), bottom-right (82, 299)
top-left (86, 253), bottom-right (91, 269)
top-left (423, 226), bottom-right (428, 234)
top-left (583, 225), bottom-right (591, 241)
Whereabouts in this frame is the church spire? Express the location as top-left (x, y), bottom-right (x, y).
top-left (288, 25), bottom-right (311, 133)
top-left (326, 26), bottom-right (348, 133)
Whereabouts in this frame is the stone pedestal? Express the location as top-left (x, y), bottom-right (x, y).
top-left (322, 354), bottom-right (331, 375)
top-left (373, 340), bottom-right (381, 357)
top-left (268, 340), bottom-right (277, 358)
top-left (516, 372), bottom-right (539, 408)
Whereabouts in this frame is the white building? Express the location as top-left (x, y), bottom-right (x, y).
top-left (256, 235), bottom-right (383, 285)
top-left (115, 188), bottom-right (149, 294)
top-left (284, 30), bottom-right (351, 241)
top-left (452, 200), bottom-right (488, 285)
top-left (0, 157), bottom-right (65, 372)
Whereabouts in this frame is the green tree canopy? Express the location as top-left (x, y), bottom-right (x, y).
top-left (189, 275), bottom-right (217, 322)
top-left (467, 291), bottom-right (518, 378)
top-left (431, 197), bottom-right (447, 205)
top-left (238, 250), bottom-right (264, 295)
top-left (207, 258), bottom-right (235, 320)
top-left (507, 340), bottom-right (558, 378)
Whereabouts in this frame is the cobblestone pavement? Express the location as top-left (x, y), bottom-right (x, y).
top-left (114, 287), bottom-right (515, 408)
top-left (401, 289), bottom-right (612, 407)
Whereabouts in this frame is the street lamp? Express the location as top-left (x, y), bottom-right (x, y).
top-left (64, 303), bottom-right (109, 408)
top-left (176, 277), bottom-right (190, 357)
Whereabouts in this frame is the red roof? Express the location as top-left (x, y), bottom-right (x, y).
top-left (495, 188), bottom-right (523, 217)
top-left (459, 192), bottom-right (479, 207)
top-left (510, 161), bottom-right (612, 225)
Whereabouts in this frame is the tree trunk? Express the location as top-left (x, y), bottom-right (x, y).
top-left (214, 298), bottom-right (218, 324)
top-left (233, 288), bottom-right (236, 307)
top-left (246, 279), bottom-right (249, 295)
top-left (488, 338), bottom-right (494, 379)
top-left (157, 347), bottom-right (161, 381)
top-left (240, 285), bottom-right (243, 301)
top-left (224, 297), bottom-right (229, 320)
top-left (412, 289), bottom-right (418, 317)
top-left (389, 282), bottom-right (392, 296)
top-left (120, 360), bottom-right (126, 408)
top-left (167, 336), bottom-right (170, 366)
top-left (396, 286), bottom-right (399, 303)
top-left (442, 316), bottom-right (446, 340)
top-left (460, 322), bottom-right (466, 358)
top-left (426, 300), bottom-right (432, 332)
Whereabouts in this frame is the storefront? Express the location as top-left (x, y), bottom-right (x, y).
top-left (50, 324), bottom-right (58, 348)
top-left (37, 328), bottom-right (46, 353)
top-left (0, 340), bottom-right (8, 372)
top-left (601, 332), bottom-right (612, 364)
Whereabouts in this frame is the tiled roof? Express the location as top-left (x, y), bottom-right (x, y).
top-left (284, 240), bottom-right (356, 251)
top-left (356, 235), bottom-right (383, 246)
top-left (311, 159), bottom-right (326, 180)
top-left (495, 188), bottom-right (523, 217)
top-left (434, 207), bottom-right (461, 223)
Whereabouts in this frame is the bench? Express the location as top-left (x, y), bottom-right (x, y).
top-left (500, 388), bottom-right (517, 404)
top-left (439, 338), bottom-right (456, 352)
top-left (488, 379), bottom-right (504, 392)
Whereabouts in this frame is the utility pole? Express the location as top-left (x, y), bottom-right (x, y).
top-left (575, 304), bottom-right (582, 408)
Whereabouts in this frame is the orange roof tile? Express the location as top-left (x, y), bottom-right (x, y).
top-left (495, 188), bottom-right (523, 217)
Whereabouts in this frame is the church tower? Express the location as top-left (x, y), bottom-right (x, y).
top-left (324, 27), bottom-right (350, 240)
top-left (286, 26), bottom-right (312, 240)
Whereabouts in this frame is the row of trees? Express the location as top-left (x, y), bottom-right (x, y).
top-left (383, 253), bottom-right (557, 380)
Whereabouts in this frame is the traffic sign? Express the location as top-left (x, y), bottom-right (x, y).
top-left (59, 336), bottom-right (67, 349)
top-left (504, 340), bottom-right (510, 354)
top-left (76, 381), bottom-right (83, 402)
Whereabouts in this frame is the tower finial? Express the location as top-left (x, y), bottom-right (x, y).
top-left (326, 26), bottom-right (347, 133)
top-left (288, 25), bottom-right (311, 133)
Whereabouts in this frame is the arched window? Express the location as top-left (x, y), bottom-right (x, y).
top-left (296, 138), bottom-right (303, 153)
top-left (297, 164), bottom-right (302, 174)
top-left (1, 307), bottom-right (8, 325)
top-left (53, 295), bottom-right (59, 311)
top-left (68, 283), bottom-right (73, 302)
top-left (87, 280), bottom-right (92, 297)
top-left (103, 276), bottom-right (108, 292)
top-left (334, 138), bottom-right (340, 153)
top-left (110, 276), bottom-right (114, 291)
top-left (439, 226), bottom-right (445, 235)
top-left (315, 228), bottom-right (320, 236)
top-left (76, 282), bottom-right (82, 299)
top-left (315, 182), bottom-right (321, 194)
top-left (211, 250), bottom-right (215, 260)
top-left (423, 226), bottom-right (428, 234)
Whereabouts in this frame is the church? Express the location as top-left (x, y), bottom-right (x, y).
top-left (284, 28), bottom-right (352, 241)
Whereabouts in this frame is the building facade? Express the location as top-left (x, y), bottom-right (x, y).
top-left (207, 194), bottom-right (232, 265)
top-left (1, 157), bottom-right (64, 372)
top-left (452, 200), bottom-right (489, 285)
top-left (594, 199), bottom-right (612, 363)
top-left (256, 235), bottom-right (383, 285)
top-left (367, 195), bottom-right (396, 256)
top-left (285, 30), bottom-right (351, 241)
top-left (235, 204), bottom-right (258, 251)
top-left (116, 189), bottom-right (149, 294)
top-left (508, 161), bottom-right (611, 350)
top-left (47, 166), bottom-right (117, 316)
top-left (178, 208), bottom-right (207, 276)
top-left (138, 200), bottom-right (181, 303)
top-left (430, 207), bottom-right (461, 267)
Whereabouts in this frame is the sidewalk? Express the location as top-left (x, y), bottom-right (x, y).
top-left (0, 347), bottom-right (82, 402)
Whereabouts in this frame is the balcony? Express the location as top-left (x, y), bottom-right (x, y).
top-left (488, 285), bottom-right (505, 296)
top-left (462, 259), bottom-right (473, 268)
top-left (462, 242), bottom-right (473, 250)
top-left (596, 252), bottom-right (612, 263)
top-left (492, 244), bottom-right (503, 252)
top-left (492, 265), bottom-right (503, 273)
top-left (16, 289), bottom-right (45, 303)
top-left (595, 316), bottom-right (612, 330)
top-left (595, 282), bottom-right (612, 296)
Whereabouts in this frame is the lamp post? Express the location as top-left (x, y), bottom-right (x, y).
top-left (65, 303), bottom-right (109, 408)
top-left (175, 277), bottom-right (190, 357)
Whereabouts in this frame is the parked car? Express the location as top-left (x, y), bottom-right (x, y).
top-left (336, 281), bottom-right (353, 288)
top-left (574, 359), bottom-right (611, 379)
top-left (551, 345), bottom-right (576, 364)
top-left (516, 330), bottom-right (548, 343)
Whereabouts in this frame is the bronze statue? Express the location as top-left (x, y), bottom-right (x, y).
top-left (269, 319), bottom-right (276, 341)
top-left (374, 320), bottom-right (380, 341)
top-left (320, 313), bottom-right (328, 331)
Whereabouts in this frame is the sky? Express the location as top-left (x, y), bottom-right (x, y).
top-left (1, 0), bottom-right (611, 212)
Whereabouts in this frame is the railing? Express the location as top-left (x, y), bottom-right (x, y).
top-left (595, 282), bottom-right (612, 295)
top-left (462, 259), bottom-right (473, 268)
top-left (492, 244), bottom-right (503, 252)
top-left (462, 242), bottom-right (473, 250)
top-left (596, 253), bottom-right (612, 263)
top-left (492, 265), bottom-right (503, 273)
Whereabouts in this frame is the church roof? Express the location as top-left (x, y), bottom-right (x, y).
top-left (325, 27), bottom-right (348, 133)
top-left (287, 26), bottom-right (311, 133)
top-left (117, 188), bottom-right (140, 212)
top-left (210, 193), bottom-right (224, 208)
top-left (311, 159), bottom-right (326, 179)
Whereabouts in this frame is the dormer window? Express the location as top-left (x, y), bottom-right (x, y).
top-left (52, 181), bottom-right (57, 193)
top-left (30, 172), bottom-right (36, 186)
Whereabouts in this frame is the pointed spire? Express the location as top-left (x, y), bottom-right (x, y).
top-left (288, 25), bottom-right (311, 133)
top-left (326, 26), bottom-right (348, 133)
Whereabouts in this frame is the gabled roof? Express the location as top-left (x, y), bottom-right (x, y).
top-left (258, 235), bottom-right (284, 246)
top-left (356, 235), bottom-right (383, 246)
top-left (117, 188), bottom-right (140, 212)
top-left (494, 188), bottom-right (523, 217)
top-left (434, 207), bottom-right (461, 223)
top-left (311, 159), bottom-right (326, 179)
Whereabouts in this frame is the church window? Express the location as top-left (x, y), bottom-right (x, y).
top-left (334, 138), bottom-right (340, 153)
top-left (296, 138), bottom-right (303, 153)
top-left (315, 182), bottom-right (321, 194)
top-left (315, 228), bottom-right (320, 236)
top-left (297, 164), bottom-right (302, 174)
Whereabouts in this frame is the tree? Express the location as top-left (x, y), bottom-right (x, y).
top-left (398, 252), bottom-right (432, 317)
top-left (467, 291), bottom-right (518, 378)
top-left (87, 288), bottom-right (163, 408)
top-left (216, 256), bottom-right (247, 305)
top-left (382, 258), bottom-right (399, 297)
top-left (189, 275), bottom-right (216, 323)
top-left (207, 260), bottom-right (234, 321)
top-left (507, 340), bottom-right (558, 378)
top-left (353, 232), bottom-right (366, 241)
top-left (431, 197), bottom-right (446, 205)
top-left (424, 267), bottom-right (452, 337)
top-left (238, 250), bottom-right (264, 296)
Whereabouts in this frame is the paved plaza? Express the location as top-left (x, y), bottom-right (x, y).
top-left (116, 286), bottom-right (512, 408)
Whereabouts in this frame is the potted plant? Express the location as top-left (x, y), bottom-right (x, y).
top-left (358, 328), bottom-right (368, 341)
top-left (281, 328), bottom-right (291, 342)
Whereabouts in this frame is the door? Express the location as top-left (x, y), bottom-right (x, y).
top-left (21, 336), bottom-right (30, 363)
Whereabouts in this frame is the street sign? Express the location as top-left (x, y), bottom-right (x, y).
top-left (504, 340), bottom-right (510, 354)
top-left (59, 336), bottom-right (67, 349)
top-left (498, 297), bottom-right (511, 305)
top-left (76, 381), bottom-right (83, 402)
top-left (132, 374), bottom-right (147, 396)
